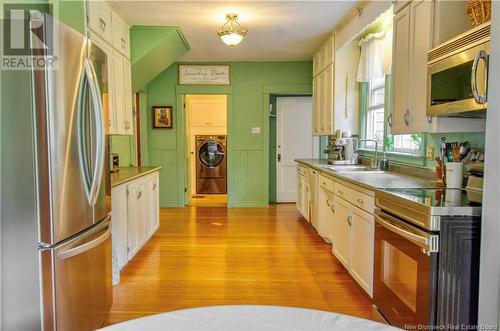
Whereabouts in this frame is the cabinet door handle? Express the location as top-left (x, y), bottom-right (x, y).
top-left (347, 215), bottom-right (352, 226)
top-left (121, 38), bottom-right (127, 49)
top-left (153, 182), bottom-right (157, 191)
top-left (404, 109), bottom-right (410, 126)
top-left (357, 198), bottom-right (364, 204)
top-left (337, 189), bottom-right (344, 195)
top-left (387, 113), bottom-right (392, 128)
top-left (99, 18), bottom-right (106, 32)
top-left (136, 190), bottom-right (142, 200)
top-left (326, 198), bottom-right (334, 206)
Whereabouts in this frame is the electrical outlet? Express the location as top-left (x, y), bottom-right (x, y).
top-left (251, 127), bottom-right (261, 134)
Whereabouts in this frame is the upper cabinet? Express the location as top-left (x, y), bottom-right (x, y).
top-left (391, 0), bottom-right (433, 134)
top-left (88, 1), bottom-right (133, 136)
top-left (391, 0), bottom-right (486, 134)
top-left (313, 36), bottom-right (334, 77)
top-left (87, 1), bottom-right (113, 44)
top-left (111, 11), bottom-right (131, 58)
top-left (312, 35), bottom-right (358, 136)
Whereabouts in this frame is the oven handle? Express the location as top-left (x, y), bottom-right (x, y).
top-left (375, 212), bottom-right (430, 250)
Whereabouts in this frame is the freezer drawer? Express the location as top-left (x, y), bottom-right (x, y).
top-left (42, 217), bottom-right (113, 330)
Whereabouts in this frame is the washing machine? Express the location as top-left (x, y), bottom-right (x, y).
top-left (196, 135), bottom-right (227, 194)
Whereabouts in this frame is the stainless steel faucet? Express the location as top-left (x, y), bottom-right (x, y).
top-left (358, 139), bottom-right (379, 169)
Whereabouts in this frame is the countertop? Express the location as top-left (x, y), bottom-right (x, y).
top-left (295, 159), bottom-right (438, 190)
top-left (111, 166), bottom-right (161, 188)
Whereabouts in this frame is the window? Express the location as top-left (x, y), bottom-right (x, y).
top-left (365, 77), bottom-right (385, 150)
top-left (363, 77), bottom-right (423, 156)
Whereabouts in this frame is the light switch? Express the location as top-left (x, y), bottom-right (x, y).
top-left (251, 127), bottom-right (261, 134)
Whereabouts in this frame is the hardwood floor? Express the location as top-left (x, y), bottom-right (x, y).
top-left (104, 204), bottom-right (376, 326)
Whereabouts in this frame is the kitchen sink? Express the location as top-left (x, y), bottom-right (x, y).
top-left (322, 165), bottom-right (385, 173)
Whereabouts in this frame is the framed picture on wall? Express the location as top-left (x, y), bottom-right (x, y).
top-left (153, 106), bottom-right (173, 128)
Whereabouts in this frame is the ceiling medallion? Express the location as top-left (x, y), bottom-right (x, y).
top-left (217, 14), bottom-right (248, 46)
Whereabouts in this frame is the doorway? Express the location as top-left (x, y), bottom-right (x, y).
top-left (270, 96), bottom-right (318, 203)
top-left (185, 94), bottom-right (228, 206)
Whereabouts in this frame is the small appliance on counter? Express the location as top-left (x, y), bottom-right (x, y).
top-left (110, 153), bottom-right (120, 173)
top-left (374, 188), bottom-right (482, 330)
top-left (324, 132), bottom-right (359, 165)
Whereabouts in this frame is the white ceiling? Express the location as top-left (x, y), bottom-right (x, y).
top-left (112, 1), bottom-right (356, 62)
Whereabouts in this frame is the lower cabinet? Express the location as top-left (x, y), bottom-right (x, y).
top-left (332, 183), bottom-right (375, 297)
top-left (349, 206), bottom-right (374, 297)
top-left (318, 175), bottom-right (335, 243)
top-left (296, 167), bottom-right (310, 221)
top-left (126, 179), bottom-right (147, 259)
top-left (111, 171), bottom-right (160, 270)
top-left (332, 197), bottom-right (351, 267)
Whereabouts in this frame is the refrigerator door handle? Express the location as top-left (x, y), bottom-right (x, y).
top-left (57, 221), bottom-right (111, 260)
top-left (84, 59), bottom-right (105, 207)
top-left (77, 60), bottom-right (93, 202)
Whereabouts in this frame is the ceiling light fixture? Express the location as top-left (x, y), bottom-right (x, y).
top-left (217, 14), bottom-right (247, 46)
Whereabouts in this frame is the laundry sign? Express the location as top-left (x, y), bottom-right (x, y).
top-left (179, 65), bottom-right (230, 85)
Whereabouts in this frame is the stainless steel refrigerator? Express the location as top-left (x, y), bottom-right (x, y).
top-left (1, 13), bottom-right (112, 330)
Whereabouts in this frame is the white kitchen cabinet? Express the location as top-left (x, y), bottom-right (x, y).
top-left (333, 40), bottom-right (360, 136)
top-left (89, 32), bottom-right (116, 135)
top-left (322, 64), bottom-right (334, 135)
top-left (145, 172), bottom-right (160, 239)
top-left (309, 169), bottom-right (320, 230)
top-left (122, 57), bottom-right (134, 135)
top-left (190, 103), bottom-right (227, 128)
top-left (312, 76), bottom-right (320, 135)
top-left (301, 175), bottom-right (310, 221)
top-left (332, 197), bottom-right (351, 268)
top-left (111, 11), bottom-right (131, 58)
top-left (127, 179), bottom-right (147, 260)
top-left (87, 1), bottom-right (112, 44)
top-left (312, 64), bottom-right (334, 136)
top-left (349, 205), bottom-right (374, 297)
top-left (312, 33), bottom-right (357, 136)
top-left (296, 167), bottom-right (310, 221)
top-left (88, 1), bottom-right (133, 136)
top-left (392, 0), bottom-right (433, 134)
top-left (318, 184), bottom-right (335, 243)
top-left (391, 4), bottom-right (413, 134)
top-left (112, 50), bottom-right (133, 135)
top-left (111, 171), bottom-right (160, 269)
top-left (391, 0), bottom-right (484, 134)
top-left (111, 184), bottom-right (128, 270)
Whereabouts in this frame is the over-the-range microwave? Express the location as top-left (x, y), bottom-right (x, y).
top-left (427, 22), bottom-right (490, 118)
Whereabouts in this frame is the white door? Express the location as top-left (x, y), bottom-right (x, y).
top-left (276, 97), bottom-right (319, 202)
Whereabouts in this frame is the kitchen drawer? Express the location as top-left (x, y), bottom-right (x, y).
top-left (297, 165), bottom-right (309, 176)
top-left (319, 174), bottom-right (334, 193)
top-left (334, 182), bottom-right (374, 214)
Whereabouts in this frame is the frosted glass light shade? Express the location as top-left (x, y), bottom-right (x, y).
top-left (220, 32), bottom-right (244, 46)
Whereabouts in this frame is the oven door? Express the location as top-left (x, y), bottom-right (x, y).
top-left (374, 210), bottom-right (439, 329)
top-left (427, 42), bottom-right (489, 117)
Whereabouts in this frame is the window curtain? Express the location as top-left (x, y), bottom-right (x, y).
top-left (356, 26), bottom-right (393, 82)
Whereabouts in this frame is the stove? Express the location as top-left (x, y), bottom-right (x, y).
top-left (376, 188), bottom-right (482, 231)
top-left (374, 188), bottom-right (482, 329)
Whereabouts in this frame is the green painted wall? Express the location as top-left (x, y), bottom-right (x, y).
top-left (50, 0), bottom-right (86, 34)
top-left (144, 61), bottom-right (313, 207)
top-left (130, 26), bottom-right (190, 92)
